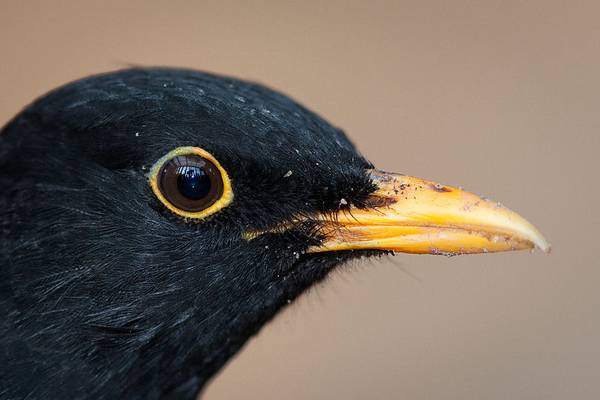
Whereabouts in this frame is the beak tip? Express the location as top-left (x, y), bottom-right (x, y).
top-left (537, 240), bottom-right (552, 254)
top-left (529, 232), bottom-right (551, 254)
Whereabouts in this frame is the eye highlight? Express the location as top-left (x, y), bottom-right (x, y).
top-left (149, 147), bottom-right (233, 219)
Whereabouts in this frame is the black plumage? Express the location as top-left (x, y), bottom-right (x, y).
top-left (1, 67), bottom-right (548, 400)
top-left (0, 68), bottom-right (380, 399)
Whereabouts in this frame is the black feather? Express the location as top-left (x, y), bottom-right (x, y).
top-left (0, 68), bottom-right (380, 399)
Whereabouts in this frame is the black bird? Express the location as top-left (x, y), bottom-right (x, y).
top-left (0, 68), bottom-right (549, 399)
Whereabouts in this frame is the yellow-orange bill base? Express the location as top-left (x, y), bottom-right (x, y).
top-left (306, 170), bottom-right (550, 255)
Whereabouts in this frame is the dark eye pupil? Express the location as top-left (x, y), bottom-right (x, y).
top-left (177, 166), bottom-right (211, 200)
top-left (157, 154), bottom-right (224, 213)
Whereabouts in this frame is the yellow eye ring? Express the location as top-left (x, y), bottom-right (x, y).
top-left (149, 147), bottom-right (233, 219)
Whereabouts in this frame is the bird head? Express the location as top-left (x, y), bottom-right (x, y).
top-left (0, 68), bottom-right (549, 399)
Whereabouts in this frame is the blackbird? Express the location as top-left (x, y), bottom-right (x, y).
top-left (0, 68), bottom-right (549, 399)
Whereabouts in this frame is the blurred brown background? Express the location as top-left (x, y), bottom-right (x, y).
top-left (1, 1), bottom-right (598, 399)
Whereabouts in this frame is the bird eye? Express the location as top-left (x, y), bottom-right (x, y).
top-left (149, 147), bottom-right (233, 219)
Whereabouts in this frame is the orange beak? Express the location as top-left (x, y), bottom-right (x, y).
top-left (306, 170), bottom-right (550, 255)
